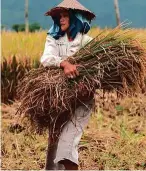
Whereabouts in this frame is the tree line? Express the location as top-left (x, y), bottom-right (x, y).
top-left (12, 23), bottom-right (41, 32)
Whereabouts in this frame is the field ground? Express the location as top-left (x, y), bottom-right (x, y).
top-left (1, 93), bottom-right (146, 170)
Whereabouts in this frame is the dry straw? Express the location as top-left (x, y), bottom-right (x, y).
top-left (16, 25), bottom-right (146, 134)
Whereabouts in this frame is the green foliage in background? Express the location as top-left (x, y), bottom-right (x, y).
top-left (12, 23), bottom-right (41, 32)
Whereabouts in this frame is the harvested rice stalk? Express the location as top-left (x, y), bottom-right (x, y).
top-left (16, 27), bottom-right (146, 132)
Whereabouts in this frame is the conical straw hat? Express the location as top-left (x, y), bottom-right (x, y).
top-left (45, 0), bottom-right (95, 20)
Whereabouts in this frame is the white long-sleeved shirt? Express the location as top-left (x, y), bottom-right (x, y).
top-left (40, 32), bottom-right (92, 67)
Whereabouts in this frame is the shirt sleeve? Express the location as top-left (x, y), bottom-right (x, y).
top-left (40, 35), bottom-right (63, 67)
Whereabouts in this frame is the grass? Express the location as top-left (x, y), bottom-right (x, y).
top-left (1, 93), bottom-right (146, 170)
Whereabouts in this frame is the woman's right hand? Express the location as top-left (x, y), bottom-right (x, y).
top-left (60, 61), bottom-right (79, 78)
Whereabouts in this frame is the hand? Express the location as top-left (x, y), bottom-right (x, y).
top-left (60, 61), bottom-right (79, 78)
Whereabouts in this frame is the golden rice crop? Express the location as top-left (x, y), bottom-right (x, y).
top-left (1, 31), bottom-right (46, 63)
top-left (2, 28), bottom-right (146, 62)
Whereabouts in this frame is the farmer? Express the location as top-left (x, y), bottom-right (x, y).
top-left (40, 0), bottom-right (95, 170)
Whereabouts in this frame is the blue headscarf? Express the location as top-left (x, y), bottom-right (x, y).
top-left (47, 10), bottom-right (91, 40)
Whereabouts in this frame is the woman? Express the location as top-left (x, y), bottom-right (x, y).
top-left (40, 0), bottom-right (95, 170)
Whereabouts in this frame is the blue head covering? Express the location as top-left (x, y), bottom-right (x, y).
top-left (47, 10), bottom-right (91, 40)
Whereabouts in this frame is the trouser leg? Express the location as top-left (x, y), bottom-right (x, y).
top-left (45, 138), bottom-right (65, 170)
top-left (45, 113), bottom-right (69, 170)
top-left (54, 100), bottom-right (93, 167)
top-left (45, 132), bottom-right (58, 170)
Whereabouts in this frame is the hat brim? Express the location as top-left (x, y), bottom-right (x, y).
top-left (45, 7), bottom-right (96, 21)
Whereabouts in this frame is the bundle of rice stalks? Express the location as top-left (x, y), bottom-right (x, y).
top-left (16, 26), bottom-right (146, 133)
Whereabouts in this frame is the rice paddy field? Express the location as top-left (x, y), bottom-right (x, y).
top-left (2, 28), bottom-right (146, 61)
top-left (1, 28), bottom-right (146, 170)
